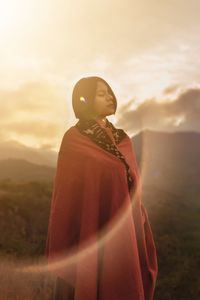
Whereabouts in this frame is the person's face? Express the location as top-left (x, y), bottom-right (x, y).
top-left (93, 81), bottom-right (116, 118)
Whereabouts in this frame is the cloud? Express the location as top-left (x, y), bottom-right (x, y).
top-left (0, 81), bottom-right (59, 114)
top-left (0, 80), bottom-right (70, 148)
top-left (162, 84), bottom-right (180, 95)
top-left (116, 87), bottom-right (200, 135)
top-left (5, 120), bottom-right (61, 139)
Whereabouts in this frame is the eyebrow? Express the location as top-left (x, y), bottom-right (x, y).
top-left (96, 89), bottom-right (109, 92)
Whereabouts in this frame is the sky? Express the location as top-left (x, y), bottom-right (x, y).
top-left (1, 0), bottom-right (200, 151)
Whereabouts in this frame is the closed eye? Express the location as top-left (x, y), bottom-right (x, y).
top-left (97, 91), bottom-right (113, 98)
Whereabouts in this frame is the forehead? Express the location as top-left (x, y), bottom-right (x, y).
top-left (96, 80), bottom-right (109, 91)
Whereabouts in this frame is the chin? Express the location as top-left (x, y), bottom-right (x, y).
top-left (107, 111), bottom-right (114, 116)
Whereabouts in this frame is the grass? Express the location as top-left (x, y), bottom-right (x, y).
top-left (0, 254), bottom-right (55, 300)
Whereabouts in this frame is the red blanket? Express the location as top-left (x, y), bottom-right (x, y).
top-left (45, 125), bottom-right (158, 300)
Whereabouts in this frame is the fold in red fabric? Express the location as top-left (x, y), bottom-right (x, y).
top-left (45, 125), bottom-right (158, 300)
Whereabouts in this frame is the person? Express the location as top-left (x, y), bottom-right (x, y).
top-left (45, 76), bottom-right (158, 300)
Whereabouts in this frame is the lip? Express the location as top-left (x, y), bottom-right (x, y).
top-left (107, 103), bottom-right (115, 108)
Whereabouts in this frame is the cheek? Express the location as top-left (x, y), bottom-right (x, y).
top-left (93, 99), bottom-right (105, 112)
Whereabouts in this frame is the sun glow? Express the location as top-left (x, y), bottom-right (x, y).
top-left (0, 1), bottom-right (29, 35)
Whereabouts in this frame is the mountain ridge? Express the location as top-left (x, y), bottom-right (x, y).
top-left (1, 129), bottom-right (200, 168)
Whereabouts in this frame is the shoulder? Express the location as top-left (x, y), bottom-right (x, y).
top-left (58, 126), bottom-right (104, 162)
top-left (118, 131), bottom-right (132, 146)
top-left (59, 126), bottom-right (84, 151)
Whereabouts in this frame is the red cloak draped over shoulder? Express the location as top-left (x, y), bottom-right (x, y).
top-left (45, 125), bottom-right (158, 300)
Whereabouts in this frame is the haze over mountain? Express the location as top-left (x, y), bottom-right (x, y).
top-left (0, 139), bottom-right (57, 167)
top-left (0, 159), bottom-right (55, 182)
top-left (1, 130), bottom-right (200, 200)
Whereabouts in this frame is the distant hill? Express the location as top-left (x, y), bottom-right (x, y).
top-left (132, 130), bottom-right (200, 203)
top-left (0, 130), bottom-right (200, 193)
top-left (0, 140), bottom-right (57, 167)
top-left (0, 159), bottom-right (55, 182)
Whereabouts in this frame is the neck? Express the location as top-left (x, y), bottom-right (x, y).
top-left (95, 116), bottom-right (107, 127)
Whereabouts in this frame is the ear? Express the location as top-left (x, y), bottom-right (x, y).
top-left (80, 96), bottom-right (87, 104)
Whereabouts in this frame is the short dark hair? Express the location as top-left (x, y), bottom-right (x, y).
top-left (72, 76), bottom-right (117, 120)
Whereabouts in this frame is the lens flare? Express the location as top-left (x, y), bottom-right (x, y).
top-left (15, 183), bottom-right (141, 279)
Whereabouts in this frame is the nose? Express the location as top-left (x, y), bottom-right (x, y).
top-left (107, 93), bottom-right (114, 102)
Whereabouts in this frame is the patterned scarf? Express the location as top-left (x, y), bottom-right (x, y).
top-left (75, 118), bottom-right (134, 192)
